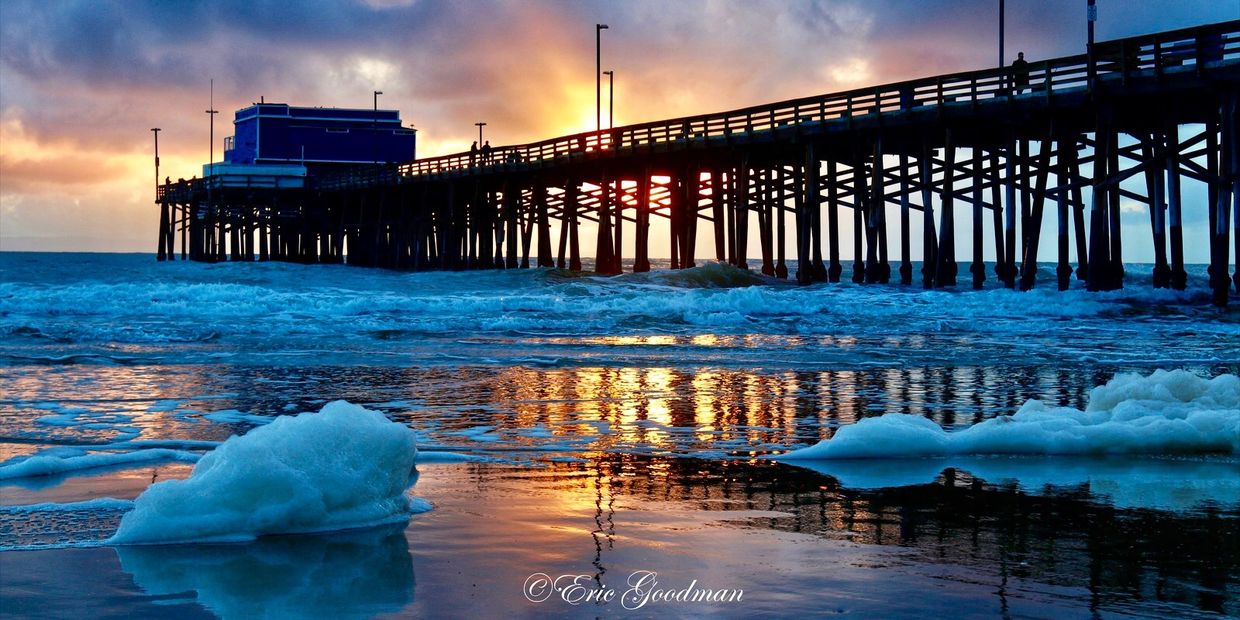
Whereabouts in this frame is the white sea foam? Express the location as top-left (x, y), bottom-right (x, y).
top-left (201, 409), bottom-right (274, 425)
top-left (415, 451), bottom-right (487, 463)
top-left (110, 401), bottom-right (420, 544)
top-left (0, 498), bottom-right (135, 513)
top-left (775, 370), bottom-right (1240, 460)
top-left (0, 449), bottom-right (201, 480)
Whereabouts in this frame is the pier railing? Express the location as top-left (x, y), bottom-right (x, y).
top-left (311, 19), bottom-right (1238, 190)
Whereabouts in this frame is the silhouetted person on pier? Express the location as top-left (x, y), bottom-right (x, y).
top-left (481, 140), bottom-right (492, 164)
top-left (899, 85), bottom-right (915, 109)
top-left (1011, 52), bottom-right (1030, 94)
top-left (470, 141), bottom-right (478, 167)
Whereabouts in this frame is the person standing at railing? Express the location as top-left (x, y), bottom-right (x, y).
top-left (1011, 52), bottom-right (1030, 94)
top-left (470, 141), bottom-right (479, 167)
top-left (482, 140), bottom-right (493, 165)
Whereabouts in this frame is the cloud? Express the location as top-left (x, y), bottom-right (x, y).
top-left (0, 0), bottom-right (1231, 253)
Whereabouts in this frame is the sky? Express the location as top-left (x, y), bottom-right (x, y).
top-left (0, 0), bottom-right (1235, 256)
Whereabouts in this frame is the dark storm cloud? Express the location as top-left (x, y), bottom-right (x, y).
top-left (0, 0), bottom-right (1233, 251)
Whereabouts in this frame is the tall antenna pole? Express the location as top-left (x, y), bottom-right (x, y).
top-left (205, 78), bottom-right (218, 181)
top-left (373, 90), bottom-right (383, 165)
top-left (999, 0), bottom-right (1005, 68)
top-left (206, 79), bottom-right (219, 258)
top-left (596, 24), bottom-right (609, 133)
top-left (604, 70), bottom-right (614, 130)
top-left (151, 127), bottom-right (161, 198)
top-left (1087, 0), bottom-right (1097, 88)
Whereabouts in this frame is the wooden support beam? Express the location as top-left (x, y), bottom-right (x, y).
top-left (613, 181), bottom-right (624, 272)
top-left (1070, 155), bottom-right (1089, 282)
top-left (920, 145), bottom-right (938, 289)
top-left (899, 155), bottom-right (912, 285)
top-left (1229, 91), bottom-right (1240, 297)
top-left (674, 174), bottom-right (684, 269)
top-left (1167, 126), bottom-right (1187, 290)
top-left (569, 182), bottom-right (582, 271)
top-left (876, 156), bottom-right (890, 283)
top-left (520, 189), bottom-right (535, 268)
top-left (683, 167), bottom-right (698, 268)
top-left (1018, 139), bottom-right (1031, 285)
top-left (989, 151), bottom-right (1005, 286)
top-left (537, 184), bottom-right (553, 267)
top-left (760, 168), bottom-right (775, 276)
top-left (635, 171), bottom-right (652, 272)
top-left (796, 147), bottom-right (815, 284)
top-left (1056, 137), bottom-right (1072, 290)
top-left (825, 158), bottom-right (840, 282)
top-left (854, 157), bottom-right (868, 283)
top-left (596, 178), bottom-right (618, 274)
top-left (503, 186), bottom-right (518, 269)
top-left (471, 186), bottom-right (491, 269)
top-left (1212, 94), bottom-right (1237, 305)
top-left (1019, 138), bottom-right (1053, 291)
top-left (1144, 134), bottom-right (1170, 288)
top-left (440, 182), bottom-right (454, 269)
top-left (1107, 125), bottom-right (1125, 289)
top-left (1088, 120), bottom-right (1114, 292)
top-left (736, 161), bottom-right (750, 270)
top-left (725, 169), bottom-right (736, 267)
top-left (970, 146), bottom-right (985, 289)
top-left (776, 165), bottom-right (789, 279)
top-left (936, 130), bottom-right (957, 287)
top-left (711, 169), bottom-right (726, 262)
top-left (157, 199), bottom-right (171, 261)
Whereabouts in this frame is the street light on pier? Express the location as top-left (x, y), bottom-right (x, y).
top-left (596, 23), bottom-right (609, 133)
top-left (603, 70), bottom-right (614, 130)
top-left (475, 121), bottom-right (487, 145)
top-left (206, 80), bottom-right (218, 181)
top-left (998, 0), bottom-right (1005, 69)
top-left (373, 90), bottom-right (383, 164)
top-left (151, 127), bottom-right (161, 198)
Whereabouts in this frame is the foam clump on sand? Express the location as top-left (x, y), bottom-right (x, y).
top-left (0, 448), bottom-right (200, 480)
top-left (777, 370), bottom-right (1240, 460)
top-left (111, 401), bottom-right (419, 544)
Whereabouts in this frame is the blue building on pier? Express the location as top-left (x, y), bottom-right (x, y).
top-left (214, 103), bottom-right (416, 178)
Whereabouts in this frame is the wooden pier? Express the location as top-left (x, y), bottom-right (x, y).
top-left (157, 21), bottom-right (1240, 305)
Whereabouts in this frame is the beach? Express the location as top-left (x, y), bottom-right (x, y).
top-left (1, 252), bottom-right (1237, 618)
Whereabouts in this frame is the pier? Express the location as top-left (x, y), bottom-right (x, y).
top-left (157, 21), bottom-right (1240, 305)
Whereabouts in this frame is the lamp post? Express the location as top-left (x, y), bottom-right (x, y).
top-left (1087, 0), bottom-right (1097, 87)
top-left (373, 90), bottom-right (383, 164)
top-left (603, 70), bottom-right (613, 129)
top-left (999, 0), bottom-right (1005, 69)
top-left (151, 127), bottom-right (161, 198)
top-left (1087, 0), bottom-right (1096, 48)
top-left (475, 121), bottom-right (487, 145)
top-left (206, 80), bottom-right (218, 180)
top-left (596, 23), bottom-right (609, 133)
top-left (205, 79), bottom-right (219, 261)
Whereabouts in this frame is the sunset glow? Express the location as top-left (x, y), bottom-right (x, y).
top-left (0, 0), bottom-right (1231, 256)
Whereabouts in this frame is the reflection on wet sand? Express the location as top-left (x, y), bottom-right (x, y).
top-left (117, 524), bottom-right (414, 620)
top-left (481, 455), bottom-right (1240, 616)
top-left (4, 362), bottom-right (1239, 616)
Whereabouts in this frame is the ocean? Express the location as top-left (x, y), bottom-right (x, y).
top-left (0, 252), bottom-right (1237, 618)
